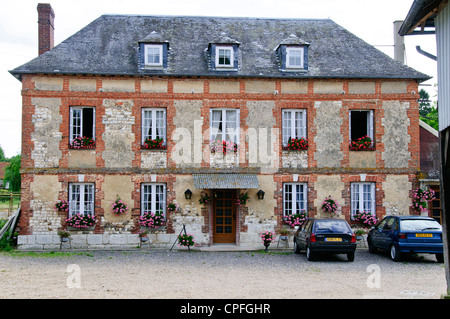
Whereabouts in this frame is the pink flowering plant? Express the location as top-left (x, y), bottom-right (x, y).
top-left (321, 196), bottom-right (340, 215)
top-left (69, 136), bottom-right (95, 149)
top-left (210, 140), bottom-right (238, 154)
top-left (284, 210), bottom-right (307, 227)
top-left (350, 136), bottom-right (373, 151)
top-left (66, 213), bottom-right (97, 229)
top-left (199, 191), bottom-right (211, 205)
top-left (178, 233), bottom-right (195, 247)
top-left (55, 200), bottom-right (69, 212)
top-left (260, 231), bottom-right (276, 247)
top-left (111, 196), bottom-right (128, 215)
top-left (353, 211), bottom-right (378, 227)
top-left (411, 187), bottom-right (435, 214)
top-left (236, 192), bottom-right (249, 206)
top-left (139, 211), bottom-right (166, 228)
top-left (167, 203), bottom-right (181, 213)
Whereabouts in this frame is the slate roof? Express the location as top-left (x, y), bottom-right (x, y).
top-left (10, 15), bottom-right (430, 81)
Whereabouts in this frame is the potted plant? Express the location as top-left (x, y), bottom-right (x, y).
top-left (178, 233), bottom-right (195, 247)
top-left (285, 137), bottom-right (308, 151)
top-left (353, 211), bottom-right (378, 228)
top-left (278, 226), bottom-right (290, 241)
top-left (411, 187), bottom-right (435, 214)
top-left (321, 196), bottom-right (340, 215)
top-left (66, 214), bottom-right (97, 230)
top-left (350, 135), bottom-right (372, 151)
top-left (142, 138), bottom-right (166, 150)
top-left (139, 211), bottom-right (166, 229)
top-left (236, 192), bottom-right (249, 206)
top-left (167, 203), bottom-right (181, 214)
top-left (111, 195), bottom-right (128, 215)
top-left (55, 200), bottom-right (69, 212)
top-left (57, 229), bottom-right (71, 242)
top-left (260, 231), bottom-right (275, 251)
top-left (199, 191), bottom-right (211, 205)
top-left (355, 229), bottom-right (365, 240)
top-left (69, 136), bottom-right (95, 149)
top-left (138, 230), bottom-right (149, 242)
top-left (284, 211), bottom-right (307, 227)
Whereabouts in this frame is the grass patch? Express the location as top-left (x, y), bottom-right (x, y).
top-left (0, 251), bottom-right (94, 258)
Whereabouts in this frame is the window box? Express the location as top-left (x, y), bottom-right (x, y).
top-left (69, 136), bottom-right (96, 149)
top-left (141, 138), bottom-right (167, 150)
top-left (282, 137), bottom-right (308, 151)
top-left (349, 136), bottom-right (375, 151)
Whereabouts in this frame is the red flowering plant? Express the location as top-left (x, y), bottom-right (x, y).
top-left (284, 137), bottom-right (308, 151)
top-left (210, 140), bottom-right (238, 154)
top-left (69, 136), bottom-right (95, 149)
top-left (350, 136), bottom-right (373, 151)
top-left (142, 138), bottom-right (166, 150)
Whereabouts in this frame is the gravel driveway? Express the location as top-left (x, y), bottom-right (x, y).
top-left (0, 248), bottom-right (446, 300)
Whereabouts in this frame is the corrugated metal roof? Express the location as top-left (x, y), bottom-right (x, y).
top-left (193, 174), bottom-right (259, 189)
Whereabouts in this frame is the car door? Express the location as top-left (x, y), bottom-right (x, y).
top-left (379, 217), bottom-right (395, 250)
top-left (297, 219), bottom-right (312, 249)
top-left (371, 217), bottom-right (388, 249)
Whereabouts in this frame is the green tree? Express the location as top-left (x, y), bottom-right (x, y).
top-left (0, 145), bottom-right (6, 162)
top-left (4, 155), bottom-right (21, 192)
top-left (419, 88), bottom-right (438, 131)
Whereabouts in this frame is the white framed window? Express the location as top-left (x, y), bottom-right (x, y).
top-left (349, 110), bottom-right (374, 143)
top-left (351, 182), bottom-right (376, 217)
top-left (283, 183), bottom-right (308, 216)
top-left (142, 108), bottom-right (166, 144)
top-left (210, 109), bottom-right (240, 144)
top-left (282, 109), bottom-right (307, 146)
top-left (144, 44), bottom-right (163, 66)
top-left (286, 47), bottom-right (304, 69)
top-left (141, 183), bottom-right (166, 216)
top-left (69, 183), bottom-right (95, 216)
top-left (70, 107), bottom-right (95, 141)
top-left (215, 46), bottom-right (234, 68)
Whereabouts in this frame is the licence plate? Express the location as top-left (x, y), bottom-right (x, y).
top-left (416, 233), bottom-right (433, 238)
top-left (325, 237), bottom-right (342, 242)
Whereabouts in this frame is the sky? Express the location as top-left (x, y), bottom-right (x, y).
top-left (0, 0), bottom-right (438, 158)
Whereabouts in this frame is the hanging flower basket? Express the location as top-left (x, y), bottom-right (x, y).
top-left (69, 136), bottom-right (95, 149)
top-left (349, 136), bottom-right (373, 151)
top-left (142, 138), bottom-right (166, 150)
top-left (55, 200), bottom-right (69, 212)
top-left (139, 211), bottom-right (166, 229)
top-left (167, 203), bottom-right (181, 214)
top-left (178, 233), bottom-right (195, 247)
top-left (284, 211), bottom-right (307, 227)
top-left (321, 196), bottom-right (340, 215)
top-left (236, 192), bottom-right (249, 206)
top-left (111, 196), bottom-right (128, 215)
top-left (283, 137), bottom-right (308, 151)
top-left (66, 214), bottom-right (97, 229)
top-left (199, 191), bottom-right (211, 205)
top-left (411, 187), bottom-right (435, 214)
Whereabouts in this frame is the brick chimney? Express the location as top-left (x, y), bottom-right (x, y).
top-left (37, 3), bottom-right (55, 56)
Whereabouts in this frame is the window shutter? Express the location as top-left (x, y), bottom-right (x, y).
top-left (368, 110), bottom-right (374, 145)
top-left (349, 111), bottom-right (352, 143)
top-left (236, 109), bottom-right (240, 145)
top-left (371, 183), bottom-right (376, 216)
top-left (69, 108), bottom-right (74, 141)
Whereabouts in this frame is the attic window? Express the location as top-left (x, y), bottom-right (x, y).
top-left (215, 46), bottom-right (234, 68)
top-left (286, 47), bottom-right (304, 69)
top-left (144, 44), bottom-right (163, 66)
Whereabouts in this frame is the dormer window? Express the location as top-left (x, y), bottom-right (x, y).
top-left (144, 44), bottom-right (163, 66)
top-left (286, 47), bottom-right (304, 69)
top-left (216, 46), bottom-right (234, 68)
top-left (276, 34), bottom-right (309, 72)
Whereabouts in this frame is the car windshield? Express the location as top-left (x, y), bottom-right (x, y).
top-left (400, 219), bottom-right (442, 231)
top-left (314, 220), bottom-right (350, 233)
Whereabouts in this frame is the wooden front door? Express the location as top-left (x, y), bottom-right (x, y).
top-left (213, 190), bottom-right (236, 243)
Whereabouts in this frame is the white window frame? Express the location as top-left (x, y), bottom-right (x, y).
top-left (283, 183), bottom-right (308, 216)
top-left (282, 109), bottom-right (307, 146)
top-left (349, 110), bottom-right (374, 144)
top-left (286, 47), bottom-right (304, 69)
top-left (215, 46), bottom-right (234, 68)
top-left (144, 44), bottom-right (163, 66)
top-left (69, 106), bottom-right (96, 141)
top-left (141, 183), bottom-right (166, 217)
top-left (141, 108), bottom-right (166, 145)
top-left (210, 108), bottom-right (240, 145)
top-left (351, 182), bottom-right (376, 217)
top-left (69, 183), bottom-right (95, 217)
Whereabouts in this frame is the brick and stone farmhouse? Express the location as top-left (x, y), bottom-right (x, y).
top-left (10, 4), bottom-right (430, 250)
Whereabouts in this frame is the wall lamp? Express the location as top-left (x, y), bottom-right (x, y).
top-left (184, 189), bottom-right (192, 200)
top-left (257, 190), bottom-right (265, 200)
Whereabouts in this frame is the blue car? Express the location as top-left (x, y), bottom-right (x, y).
top-left (367, 215), bottom-right (444, 262)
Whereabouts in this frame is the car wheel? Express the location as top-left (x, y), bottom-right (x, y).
top-left (436, 253), bottom-right (444, 263)
top-left (390, 245), bottom-right (401, 262)
top-left (368, 238), bottom-right (377, 254)
top-left (306, 245), bottom-right (315, 261)
top-left (347, 251), bottom-right (355, 262)
top-left (294, 239), bottom-right (301, 254)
